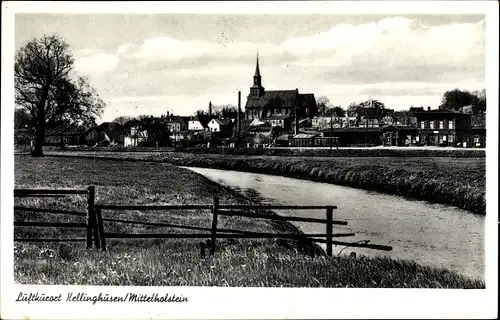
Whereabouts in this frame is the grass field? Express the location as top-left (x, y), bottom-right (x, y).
top-left (13, 156), bottom-right (485, 288)
top-left (46, 151), bottom-right (486, 214)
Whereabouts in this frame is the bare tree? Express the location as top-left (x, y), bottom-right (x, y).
top-left (316, 96), bottom-right (331, 116)
top-left (112, 116), bottom-right (135, 126)
top-left (15, 34), bottom-right (105, 156)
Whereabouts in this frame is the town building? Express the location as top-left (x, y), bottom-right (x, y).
top-left (380, 125), bottom-right (419, 146)
top-left (244, 54), bottom-right (318, 133)
top-left (207, 118), bottom-right (233, 135)
top-left (123, 125), bottom-right (148, 147)
top-left (188, 119), bottom-right (206, 132)
top-left (413, 107), bottom-right (471, 146)
top-left (166, 117), bottom-right (189, 142)
top-left (86, 122), bottom-right (123, 146)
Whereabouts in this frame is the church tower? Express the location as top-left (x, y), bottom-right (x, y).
top-left (249, 53), bottom-right (265, 99)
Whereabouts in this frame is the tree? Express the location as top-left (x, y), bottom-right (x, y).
top-left (112, 116), bottom-right (134, 126)
top-left (15, 34), bottom-right (105, 156)
top-left (325, 106), bottom-right (345, 118)
top-left (346, 102), bottom-right (359, 117)
top-left (347, 100), bottom-right (387, 120)
top-left (441, 89), bottom-right (474, 111)
top-left (393, 110), bottom-right (415, 127)
top-left (470, 89), bottom-right (486, 114)
top-left (212, 104), bottom-right (238, 119)
top-left (316, 96), bottom-right (331, 116)
top-left (14, 108), bottom-right (33, 130)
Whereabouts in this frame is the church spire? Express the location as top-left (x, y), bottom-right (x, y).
top-left (250, 52), bottom-right (264, 99)
top-left (254, 51), bottom-right (261, 77)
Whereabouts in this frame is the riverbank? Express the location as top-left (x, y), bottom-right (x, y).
top-left (14, 156), bottom-right (484, 288)
top-left (33, 145), bottom-right (486, 157)
top-left (46, 151), bottom-right (486, 215)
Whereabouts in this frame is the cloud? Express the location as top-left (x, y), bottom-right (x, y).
top-left (111, 17), bottom-right (484, 85)
top-left (74, 49), bottom-right (119, 77)
top-left (75, 16), bottom-right (484, 121)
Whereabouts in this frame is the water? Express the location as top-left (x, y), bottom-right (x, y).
top-left (183, 167), bottom-right (485, 280)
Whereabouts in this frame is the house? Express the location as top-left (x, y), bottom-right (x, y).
top-left (207, 118), bottom-right (233, 135)
top-left (380, 125), bottom-right (420, 147)
top-left (465, 127), bottom-right (486, 147)
top-left (86, 122), bottom-right (123, 146)
top-left (244, 54), bottom-right (318, 133)
top-left (166, 117), bottom-right (188, 133)
top-left (188, 120), bottom-right (206, 132)
top-left (249, 118), bottom-right (266, 127)
top-left (123, 126), bottom-right (148, 147)
top-left (167, 117), bottom-right (189, 142)
top-left (413, 107), bottom-right (471, 146)
top-left (266, 115), bottom-right (292, 129)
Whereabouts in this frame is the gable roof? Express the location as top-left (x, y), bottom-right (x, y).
top-left (245, 90), bottom-right (299, 109)
top-left (194, 114), bottom-right (210, 127)
top-left (298, 93), bottom-right (316, 108)
top-left (180, 116), bottom-right (191, 125)
top-left (211, 118), bottom-right (232, 126)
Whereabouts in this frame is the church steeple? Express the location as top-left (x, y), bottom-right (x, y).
top-left (250, 52), bottom-right (264, 98)
top-left (254, 53), bottom-right (261, 77)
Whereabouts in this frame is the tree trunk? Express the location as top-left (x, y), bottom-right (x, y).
top-left (31, 126), bottom-right (45, 157)
top-left (32, 91), bottom-right (48, 157)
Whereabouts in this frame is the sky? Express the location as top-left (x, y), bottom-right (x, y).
top-left (15, 13), bottom-right (485, 123)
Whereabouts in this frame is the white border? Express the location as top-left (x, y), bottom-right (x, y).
top-left (1, 2), bottom-right (498, 319)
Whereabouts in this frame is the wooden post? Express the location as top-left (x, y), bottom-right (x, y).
top-left (326, 207), bottom-right (333, 257)
top-left (86, 186), bottom-right (95, 249)
top-left (210, 196), bottom-right (219, 255)
top-left (92, 205), bottom-right (101, 250)
top-left (200, 241), bottom-right (206, 258)
top-left (96, 207), bottom-right (106, 251)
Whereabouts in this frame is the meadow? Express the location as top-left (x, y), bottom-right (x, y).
top-left (13, 156), bottom-right (484, 288)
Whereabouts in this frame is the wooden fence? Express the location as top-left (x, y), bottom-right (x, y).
top-left (14, 186), bottom-right (96, 247)
top-left (14, 186), bottom-right (393, 256)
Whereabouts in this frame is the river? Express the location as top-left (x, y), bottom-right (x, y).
top-left (184, 166), bottom-right (485, 280)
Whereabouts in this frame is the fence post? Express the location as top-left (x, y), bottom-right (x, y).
top-left (86, 186), bottom-right (95, 249)
top-left (95, 207), bottom-right (107, 251)
top-left (93, 207), bottom-right (101, 250)
top-left (326, 207), bottom-right (333, 257)
top-left (210, 196), bottom-right (219, 255)
top-left (200, 241), bottom-right (206, 258)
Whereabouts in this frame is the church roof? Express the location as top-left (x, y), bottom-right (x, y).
top-left (245, 90), bottom-right (299, 109)
top-left (298, 93), bottom-right (316, 107)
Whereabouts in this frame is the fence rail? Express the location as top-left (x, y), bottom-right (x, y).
top-left (14, 207), bottom-right (87, 217)
top-left (217, 209), bottom-right (347, 225)
top-left (14, 185), bottom-right (393, 256)
top-left (14, 221), bottom-right (87, 228)
top-left (14, 238), bottom-right (87, 242)
top-left (14, 189), bottom-right (89, 195)
top-left (14, 186), bottom-right (95, 248)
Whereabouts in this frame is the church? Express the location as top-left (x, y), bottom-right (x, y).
top-left (244, 55), bottom-right (318, 130)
